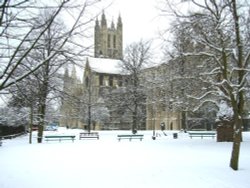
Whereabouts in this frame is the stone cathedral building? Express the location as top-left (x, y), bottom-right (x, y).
top-left (60, 12), bottom-right (129, 130)
top-left (59, 12), bottom-right (191, 131)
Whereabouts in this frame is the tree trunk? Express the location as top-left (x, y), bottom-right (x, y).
top-left (37, 103), bottom-right (46, 143)
top-left (37, 80), bottom-right (48, 143)
top-left (181, 111), bottom-right (186, 130)
top-left (132, 104), bottom-right (138, 134)
top-left (230, 132), bottom-right (241, 170)
top-left (87, 103), bottom-right (91, 133)
top-left (230, 117), bottom-right (243, 170)
top-left (229, 0), bottom-right (245, 171)
top-left (37, 123), bottom-right (44, 143)
top-left (29, 105), bottom-right (33, 144)
top-left (87, 82), bottom-right (91, 133)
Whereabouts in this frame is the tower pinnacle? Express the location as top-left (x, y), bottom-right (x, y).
top-left (101, 11), bottom-right (107, 27)
top-left (94, 12), bottom-right (123, 59)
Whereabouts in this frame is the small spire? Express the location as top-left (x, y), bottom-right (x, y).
top-left (85, 57), bottom-right (90, 70)
top-left (64, 67), bottom-right (69, 78)
top-left (95, 17), bottom-right (99, 28)
top-left (101, 10), bottom-right (107, 27)
top-left (117, 13), bottom-right (122, 28)
top-left (111, 18), bottom-right (115, 29)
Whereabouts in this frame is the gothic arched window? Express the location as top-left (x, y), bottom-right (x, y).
top-left (108, 34), bottom-right (111, 48)
top-left (109, 75), bottom-right (113, 86)
top-left (99, 75), bottom-right (103, 86)
top-left (113, 35), bottom-right (116, 48)
top-left (85, 76), bottom-right (89, 87)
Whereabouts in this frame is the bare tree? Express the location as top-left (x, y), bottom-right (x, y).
top-left (0, 1), bottom-right (66, 92)
top-left (8, 71), bottom-right (40, 144)
top-left (166, 31), bottom-right (217, 130)
top-left (1, 0), bottom-right (103, 142)
top-left (161, 0), bottom-right (250, 170)
top-left (28, 10), bottom-right (73, 143)
top-left (120, 40), bottom-right (152, 133)
top-left (0, 0), bottom-right (100, 93)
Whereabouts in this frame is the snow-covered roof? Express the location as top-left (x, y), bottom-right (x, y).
top-left (87, 57), bottom-right (123, 75)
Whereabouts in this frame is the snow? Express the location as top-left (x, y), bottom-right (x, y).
top-left (217, 101), bottom-right (233, 119)
top-left (1, 128), bottom-right (250, 188)
top-left (87, 57), bottom-right (124, 75)
top-left (0, 93), bottom-right (9, 107)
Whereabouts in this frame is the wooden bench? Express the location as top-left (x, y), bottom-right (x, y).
top-left (189, 132), bottom-right (216, 139)
top-left (44, 135), bottom-right (76, 142)
top-left (79, 132), bottom-right (99, 140)
top-left (117, 134), bottom-right (144, 141)
top-left (0, 132), bottom-right (26, 140)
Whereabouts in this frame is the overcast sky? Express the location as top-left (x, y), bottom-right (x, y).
top-left (96, 0), bottom-right (169, 48)
top-left (108, 0), bottom-right (163, 44)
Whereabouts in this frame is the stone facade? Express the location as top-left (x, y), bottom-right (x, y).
top-left (60, 12), bottom-right (126, 130)
top-left (140, 54), bottom-right (218, 131)
top-left (140, 64), bottom-right (183, 130)
top-left (59, 66), bottom-right (84, 129)
top-left (94, 12), bottom-right (123, 60)
top-left (61, 11), bottom-right (206, 131)
top-left (83, 57), bottom-right (128, 130)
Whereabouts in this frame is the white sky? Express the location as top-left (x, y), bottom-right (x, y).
top-left (106, 0), bottom-right (164, 46)
top-left (93, 0), bottom-right (169, 51)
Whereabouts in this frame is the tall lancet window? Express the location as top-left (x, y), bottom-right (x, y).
top-left (108, 34), bottom-right (111, 48)
top-left (113, 35), bottom-right (116, 48)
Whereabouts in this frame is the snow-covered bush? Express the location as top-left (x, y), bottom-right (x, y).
top-left (216, 101), bottom-right (233, 122)
top-left (0, 107), bottom-right (29, 127)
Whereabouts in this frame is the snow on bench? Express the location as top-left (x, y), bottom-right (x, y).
top-left (117, 134), bottom-right (144, 141)
top-left (44, 135), bottom-right (76, 142)
top-left (79, 132), bottom-right (99, 140)
top-left (188, 132), bottom-right (216, 139)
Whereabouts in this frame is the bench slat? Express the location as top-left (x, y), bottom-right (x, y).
top-left (45, 135), bottom-right (75, 142)
top-left (117, 134), bottom-right (144, 141)
top-left (189, 132), bottom-right (216, 139)
top-left (79, 132), bottom-right (99, 140)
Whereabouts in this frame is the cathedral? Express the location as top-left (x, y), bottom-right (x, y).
top-left (60, 12), bottom-right (130, 130)
top-left (59, 12), bottom-right (186, 131)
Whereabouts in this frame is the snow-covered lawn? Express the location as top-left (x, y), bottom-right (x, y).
top-left (1, 128), bottom-right (250, 188)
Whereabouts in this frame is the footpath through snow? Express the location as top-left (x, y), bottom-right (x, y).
top-left (0, 128), bottom-right (250, 188)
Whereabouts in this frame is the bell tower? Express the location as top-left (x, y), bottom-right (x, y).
top-left (94, 12), bottom-right (123, 60)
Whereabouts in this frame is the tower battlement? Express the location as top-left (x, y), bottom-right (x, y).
top-left (94, 12), bottom-right (123, 60)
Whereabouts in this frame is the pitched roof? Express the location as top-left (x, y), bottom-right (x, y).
top-left (87, 57), bottom-right (124, 75)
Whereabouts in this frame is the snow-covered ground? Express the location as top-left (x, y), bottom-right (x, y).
top-left (1, 128), bottom-right (250, 188)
